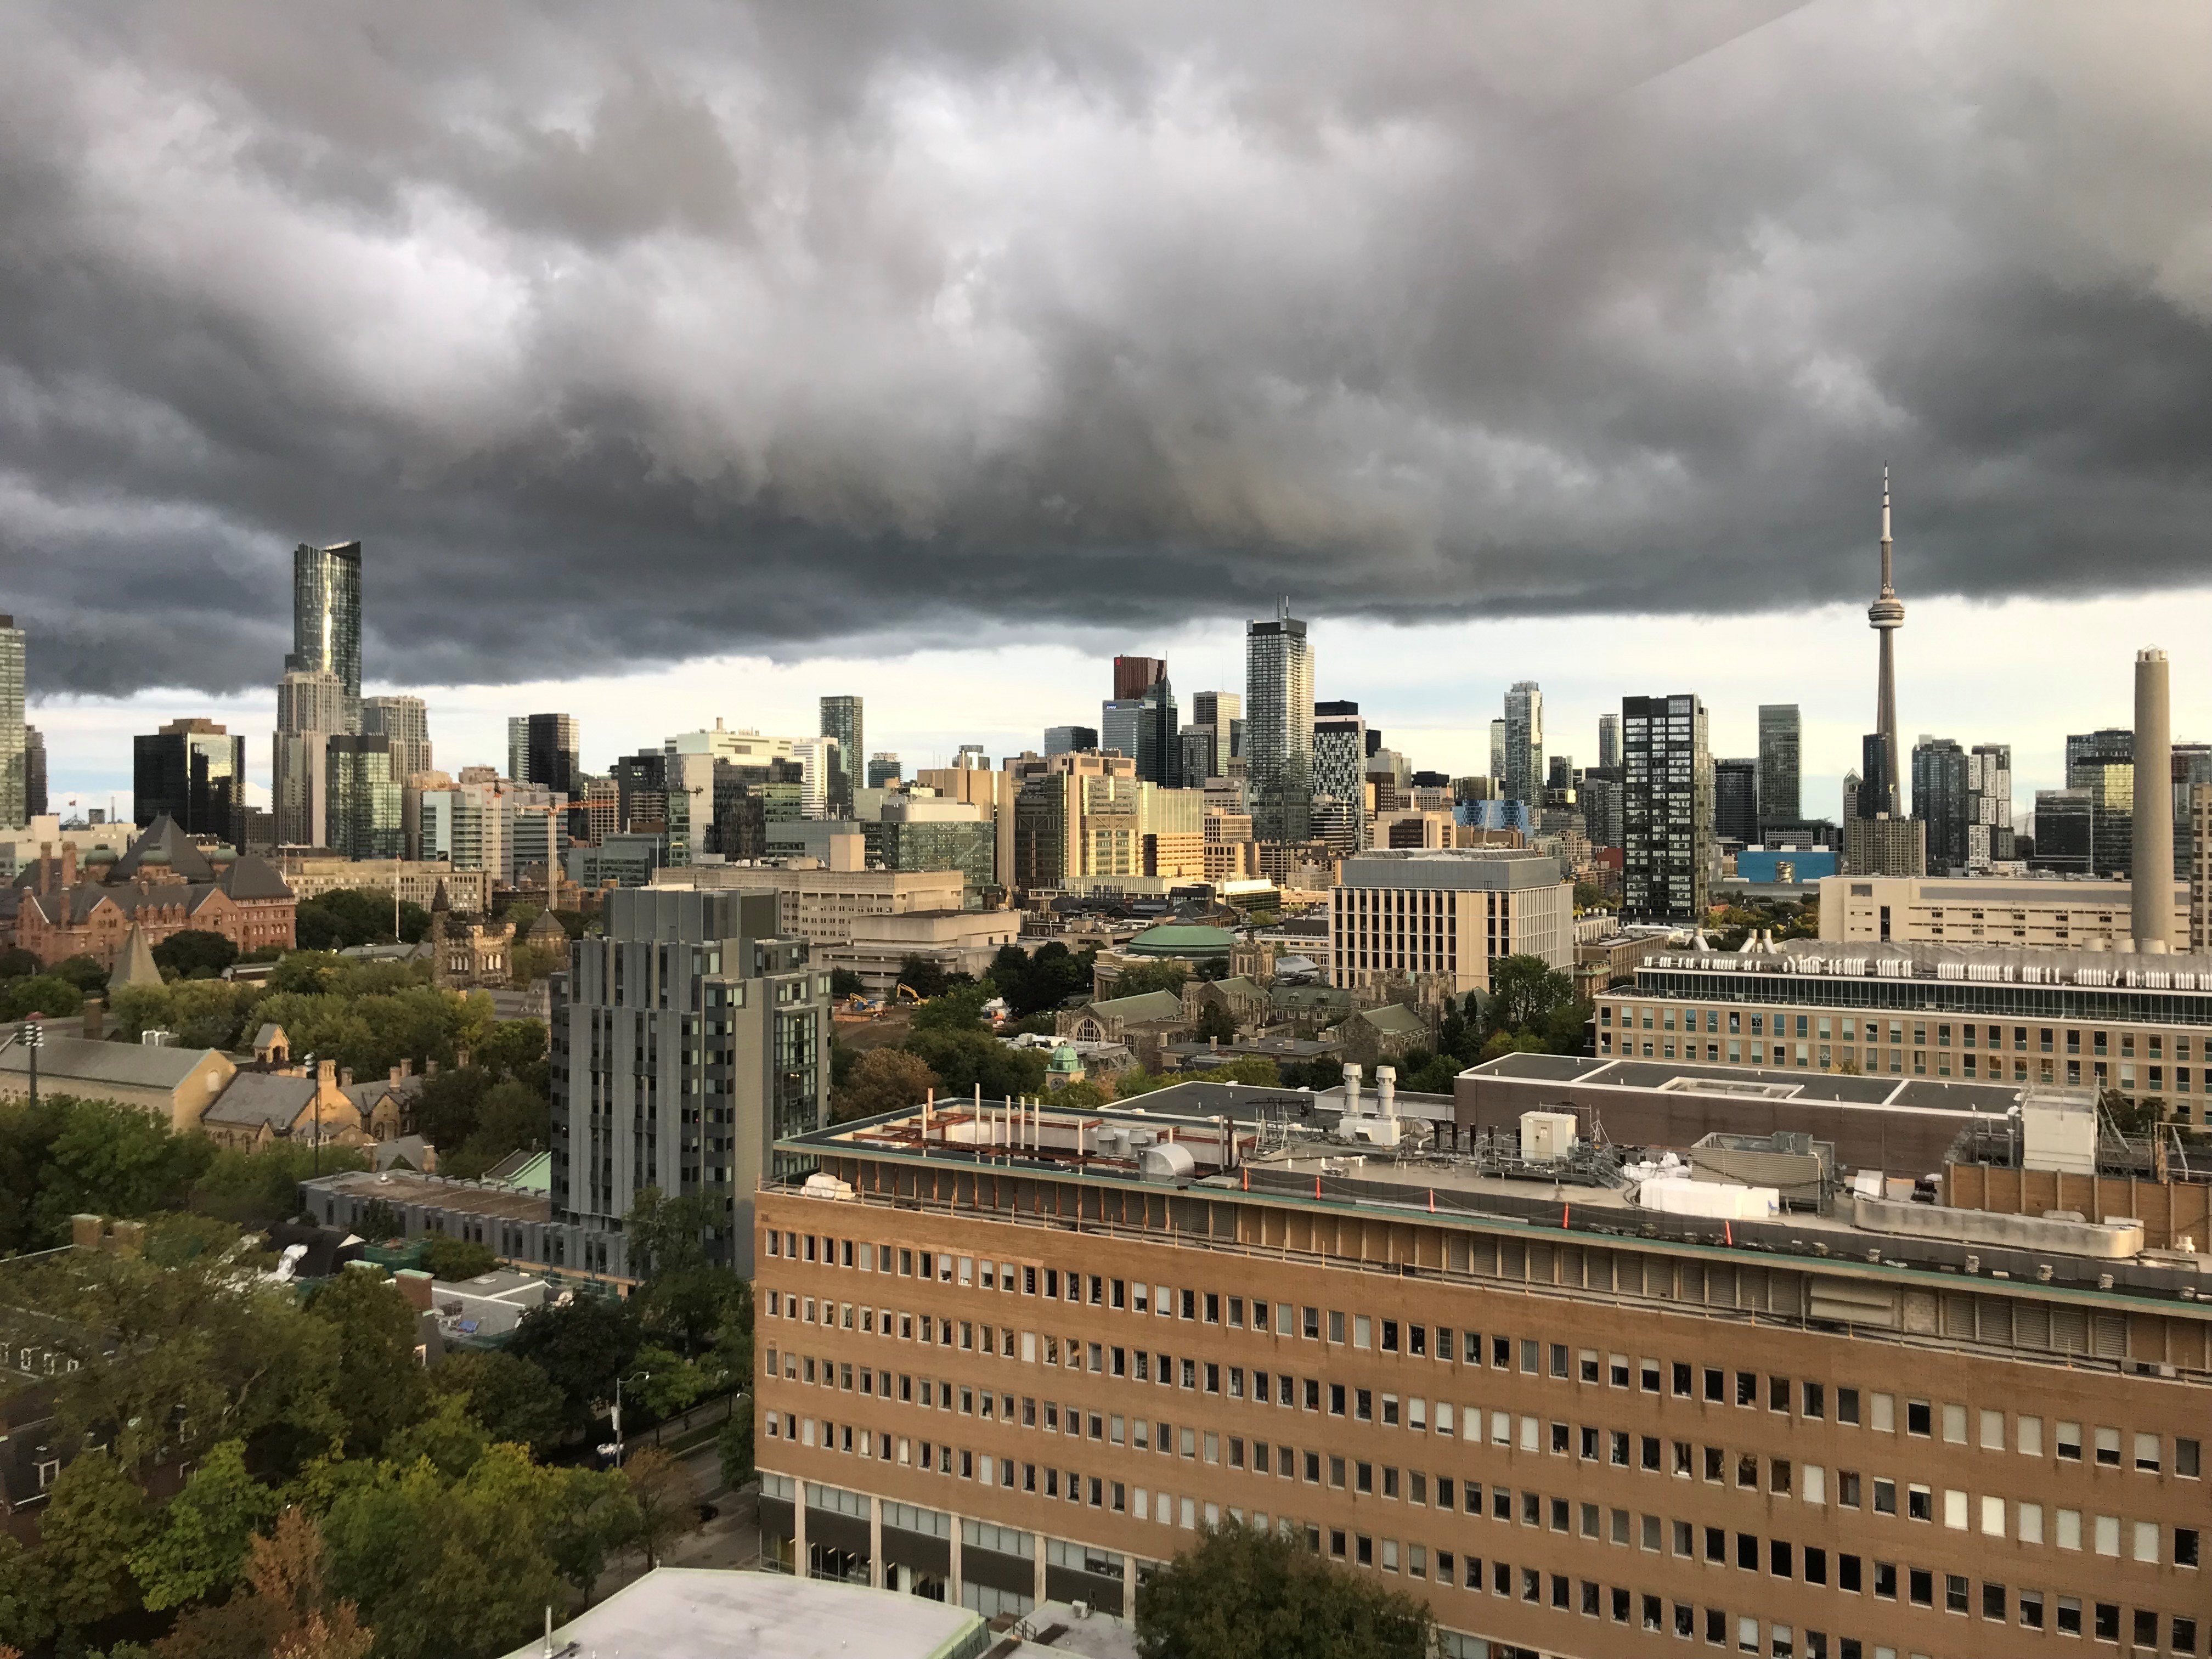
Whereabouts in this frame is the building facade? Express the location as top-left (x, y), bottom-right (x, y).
top-left (323, 734), bottom-right (403, 860)
top-left (2067, 730), bottom-right (2136, 879)
top-left (1911, 737), bottom-right (1970, 873)
top-left (1966, 746), bottom-right (2016, 871)
top-left (1844, 816), bottom-right (1927, 882)
top-left (1502, 682), bottom-right (1544, 809)
top-left (133, 719), bottom-right (247, 847)
top-left (1328, 849), bottom-right (1573, 997)
top-left (1713, 759), bottom-right (1758, 848)
top-left (1818, 875), bottom-right (2186, 951)
top-left (1621, 695), bottom-right (1712, 922)
top-left (1598, 939), bottom-right (2212, 1123)
top-left (276, 855), bottom-right (490, 914)
top-left (548, 887), bottom-right (831, 1276)
top-left (2032, 791), bottom-right (2096, 876)
top-left (1245, 606), bottom-right (1314, 844)
top-left (507, 713), bottom-right (582, 802)
top-left (361, 695), bottom-right (432, 782)
top-left (1756, 705), bottom-right (1801, 828)
top-left (1312, 702), bottom-right (1369, 856)
top-left (287, 541), bottom-right (363, 726)
top-left (756, 1098), bottom-right (2212, 1651)
top-left (0, 614), bottom-right (23, 831)
top-left (822, 697), bottom-right (864, 816)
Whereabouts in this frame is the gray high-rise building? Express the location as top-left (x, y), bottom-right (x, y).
top-left (361, 695), bottom-right (432, 782)
top-left (1596, 713), bottom-right (1621, 772)
top-left (1713, 757), bottom-right (1758, 846)
top-left (548, 887), bottom-right (829, 1276)
top-left (1043, 725), bottom-right (1098, 756)
top-left (1190, 691), bottom-right (1242, 735)
top-left (0, 614), bottom-right (24, 830)
top-left (1311, 701), bottom-right (1368, 853)
top-left (1502, 681), bottom-right (1544, 807)
top-left (287, 541), bottom-right (363, 729)
top-left (133, 719), bottom-right (248, 845)
top-left (2135, 648), bottom-right (2175, 953)
top-left (866, 753), bottom-right (902, 789)
top-left (273, 668), bottom-right (349, 848)
top-left (2031, 788), bottom-right (2095, 875)
top-left (1621, 693), bottom-right (1711, 921)
top-left (1101, 676), bottom-right (1180, 786)
top-left (820, 695), bottom-right (862, 815)
top-left (1965, 743), bottom-right (2015, 870)
top-left (1245, 601), bottom-right (1313, 843)
top-left (1489, 719), bottom-right (1508, 785)
top-left (1910, 736), bottom-right (1970, 872)
top-left (509, 713), bottom-right (582, 800)
top-left (22, 725), bottom-right (44, 820)
top-left (1756, 704), bottom-right (1801, 827)
top-left (2066, 727), bottom-right (2135, 877)
top-left (1581, 770), bottom-right (1624, 851)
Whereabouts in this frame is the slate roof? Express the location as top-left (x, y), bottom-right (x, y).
top-left (1355, 1003), bottom-right (1430, 1036)
top-left (201, 1071), bottom-right (317, 1130)
top-left (108, 924), bottom-right (163, 990)
top-left (215, 854), bottom-right (292, 900)
top-left (1085, 989), bottom-right (1188, 1023)
top-left (0, 1034), bottom-right (218, 1091)
top-left (106, 816), bottom-right (218, 883)
top-left (340, 1073), bottom-right (424, 1114)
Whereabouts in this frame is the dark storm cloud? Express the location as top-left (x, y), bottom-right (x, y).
top-left (3, 1), bottom-right (2210, 696)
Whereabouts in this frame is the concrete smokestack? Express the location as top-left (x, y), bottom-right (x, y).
top-left (2134, 648), bottom-right (2174, 954)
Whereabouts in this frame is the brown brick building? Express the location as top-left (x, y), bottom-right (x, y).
top-left (754, 1101), bottom-right (2209, 1658)
top-left (3, 816), bottom-right (294, 967)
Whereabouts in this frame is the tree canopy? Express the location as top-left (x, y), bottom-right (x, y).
top-left (1135, 1524), bottom-right (1433, 1659)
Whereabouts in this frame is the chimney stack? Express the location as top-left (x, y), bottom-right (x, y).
top-left (2134, 648), bottom-right (2175, 954)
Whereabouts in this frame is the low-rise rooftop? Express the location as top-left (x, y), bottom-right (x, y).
top-left (499, 1567), bottom-right (989, 1659)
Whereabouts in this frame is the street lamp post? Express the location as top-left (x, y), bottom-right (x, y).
top-left (20, 1019), bottom-right (43, 1111)
top-left (611, 1369), bottom-right (653, 1466)
top-left (301, 1051), bottom-right (320, 1176)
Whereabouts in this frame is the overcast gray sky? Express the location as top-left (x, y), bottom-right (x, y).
top-left (5, 1), bottom-right (2210, 704)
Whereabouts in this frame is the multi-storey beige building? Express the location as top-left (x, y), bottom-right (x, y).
top-left (1329, 849), bottom-right (1574, 997)
top-left (1819, 876), bottom-right (2186, 951)
top-left (276, 854), bottom-right (490, 915)
top-left (757, 1098), bottom-right (2211, 1656)
top-left (1596, 941), bottom-right (2212, 1125)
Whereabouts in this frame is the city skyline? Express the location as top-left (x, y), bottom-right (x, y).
top-left (24, 584), bottom-right (2212, 836)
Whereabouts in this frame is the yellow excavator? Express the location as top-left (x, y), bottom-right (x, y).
top-left (895, 983), bottom-right (923, 1003)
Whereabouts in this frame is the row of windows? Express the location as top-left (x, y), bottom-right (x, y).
top-left (767, 1405), bottom-right (2210, 1658)
top-left (766, 1285), bottom-right (2205, 1499)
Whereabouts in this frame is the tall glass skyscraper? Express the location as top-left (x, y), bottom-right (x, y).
top-left (1311, 701), bottom-right (1368, 853)
top-left (288, 541), bottom-right (363, 726)
top-left (0, 614), bottom-right (24, 831)
top-left (362, 695), bottom-right (433, 781)
top-left (1756, 704), bottom-right (1801, 827)
top-left (1502, 681), bottom-right (1544, 808)
top-left (1621, 692), bottom-right (1712, 921)
top-left (1244, 602), bottom-right (1313, 843)
top-left (820, 695), bottom-right (863, 815)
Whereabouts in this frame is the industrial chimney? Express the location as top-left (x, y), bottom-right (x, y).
top-left (2134, 648), bottom-right (2174, 954)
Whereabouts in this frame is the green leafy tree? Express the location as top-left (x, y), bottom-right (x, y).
top-left (1135, 1523), bottom-right (1432, 1659)
top-left (830, 1048), bottom-right (937, 1125)
top-left (716, 1408), bottom-right (755, 1491)
top-left (992, 940), bottom-right (1092, 1015)
top-left (52, 953), bottom-right (114, 992)
top-left (1110, 960), bottom-right (1189, 998)
top-left (505, 1295), bottom-right (642, 1437)
top-left (474, 1019), bottom-right (546, 1082)
top-left (129, 1440), bottom-right (276, 1611)
top-left (0, 974), bottom-right (83, 1020)
top-left (617, 1446), bottom-right (696, 1568)
top-left (628, 1188), bottom-right (740, 1355)
top-left (909, 980), bottom-right (993, 1033)
top-left (189, 1142), bottom-right (369, 1230)
top-left (154, 1505), bottom-right (371, 1659)
top-left (1192, 1000), bottom-right (1238, 1044)
top-left (0, 944), bottom-right (40, 979)
top-left (39, 1448), bottom-right (153, 1627)
top-left (903, 1026), bottom-right (1048, 1101)
top-left (895, 955), bottom-right (951, 999)
top-left (828, 968), bottom-right (867, 998)
top-left (303, 1269), bottom-right (427, 1456)
top-left (321, 1445), bottom-right (571, 1659)
top-left (30, 1096), bottom-right (215, 1244)
top-left (151, 929), bottom-right (240, 980)
top-left (426, 1351), bottom-right (567, 1458)
top-left (417, 1235), bottom-right (497, 1282)
top-left (382, 1392), bottom-right (492, 1480)
top-left (1484, 954), bottom-right (1575, 1036)
top-left (0, 1531), bottom-right (55, 1655)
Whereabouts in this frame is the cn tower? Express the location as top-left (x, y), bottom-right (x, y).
top-left (1867, 469), bottom-right (1905, 816)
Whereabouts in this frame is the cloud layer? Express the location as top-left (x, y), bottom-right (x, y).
top-left (4, 1), bottom-right (2210, 697)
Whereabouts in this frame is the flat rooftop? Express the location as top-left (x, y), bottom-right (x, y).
top-left (1633, 939), bottom-right (2212, 990)
top-left (307, 1169), bottom-right (551, 1224)
top-left (1464, 1053), bottom-right (2022, 1119)
top-left (500, 1568), bottom-right (985, 1659)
